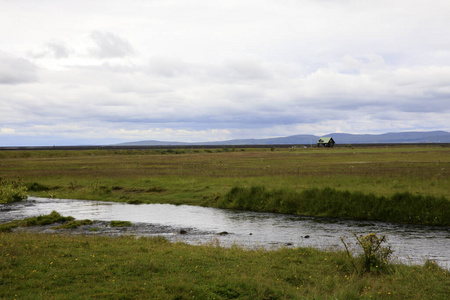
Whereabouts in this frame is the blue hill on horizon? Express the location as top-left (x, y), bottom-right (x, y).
top-left (116, 131), bottom-right (450, 146)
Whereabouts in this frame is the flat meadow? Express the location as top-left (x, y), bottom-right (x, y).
top-left (1, 145), bottom-right (449, 299)
top-left (1, 145), bottom-right (449, 225)
top-left (1, 145), bottom-right (448, 204)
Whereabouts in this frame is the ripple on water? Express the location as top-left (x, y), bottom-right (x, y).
top-left (1, 196), bottom-right (449, 268)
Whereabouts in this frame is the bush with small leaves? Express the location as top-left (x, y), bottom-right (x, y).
top-left (0, 178), bottom-right (28, 203)
top-left (341, 233), bottom-right (393, 274)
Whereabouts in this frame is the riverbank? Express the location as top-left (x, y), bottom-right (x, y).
top-left (1, 230), bottom-right (449, 299)
top-left (3, 197), bottom-right (450, 270)
top-left (218, 186), bottom-right (450, 226)
top-left (1, 146), bottom-right (449, 226)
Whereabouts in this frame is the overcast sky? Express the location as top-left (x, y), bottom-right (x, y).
top-left (1, 0), bottom-right (449, 146)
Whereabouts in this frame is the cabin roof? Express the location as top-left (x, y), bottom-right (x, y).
top-left (317, 137), bottom-right (333, 143)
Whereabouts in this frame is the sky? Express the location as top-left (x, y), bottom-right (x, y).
top-left (1, 0), bottom-right (449, 146)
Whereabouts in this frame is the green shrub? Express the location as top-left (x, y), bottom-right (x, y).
top-left (0, 178), bottom-right (28, 203)
top-left (341, 233), bottom-right (393, 274)
top-left (26, 182), bottom-right (50, 191)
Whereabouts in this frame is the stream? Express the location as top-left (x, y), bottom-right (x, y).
top-left (1, 196), bottom-right (449, 268)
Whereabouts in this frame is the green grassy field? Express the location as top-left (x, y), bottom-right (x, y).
top-left (1, 146), bottom-right (449, 299)
top-left (1, 145), bottom-right (449, 224)
top-left (1, 232), bottom-right (449, 299)
top-left (1, 146), bottom-right (449, 199)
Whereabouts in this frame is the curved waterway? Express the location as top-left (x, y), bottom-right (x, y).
top-left (1, 197), bottom-right (449, 268)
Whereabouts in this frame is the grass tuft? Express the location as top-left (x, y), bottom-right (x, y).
top-left (110, 220), bottom-right (132, 227)
top-left (0, 211), bottom-right (75, 232)
top-left (53, 219), bottom-right (94, 229)
top-left (19, 211), bottom-right (75, 227)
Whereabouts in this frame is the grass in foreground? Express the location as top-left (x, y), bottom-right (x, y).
top-left (1, 232), bottom-right (449, 299)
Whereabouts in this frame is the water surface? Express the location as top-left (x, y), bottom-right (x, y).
top-left (1, 197), bottom-right (449, 268)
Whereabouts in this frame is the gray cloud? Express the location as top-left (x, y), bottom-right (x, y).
top-left (147, 57), bottom-right (193, 77)
top-left (47, 40), bottom-right (71, 58)
top-left (218, 59), bottom-right (272, 81)
top-left (1, 1), bottom-right (449, 145)
top-left (29, 40), bottom-right (72, 59)
top-left (89, 31), bottom-right (135, 58)
top-left (0, 52), bottom-right (38, 84)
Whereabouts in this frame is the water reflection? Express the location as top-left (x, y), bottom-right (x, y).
top-left (1, 197), bottom-right (449, 268)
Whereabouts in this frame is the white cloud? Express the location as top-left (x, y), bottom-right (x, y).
top-left (0, 128), bottom-right (15, 134)
top-left (0, 0), bottom-right (449, 145)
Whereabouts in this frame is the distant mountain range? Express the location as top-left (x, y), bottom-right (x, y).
top-left (116, 131), bottom-right (450, 146)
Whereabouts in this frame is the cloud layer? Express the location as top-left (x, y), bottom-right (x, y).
top-left (0, 0), bottom-right (449, 145)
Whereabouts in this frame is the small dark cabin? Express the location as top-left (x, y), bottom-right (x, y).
top-left (317, 137), bottom-right (335, 147)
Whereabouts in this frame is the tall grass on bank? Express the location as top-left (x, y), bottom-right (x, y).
top-left (1, 232), bottom-right (449, 299)
top-left (218, 186), bottom-right (450, 226)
